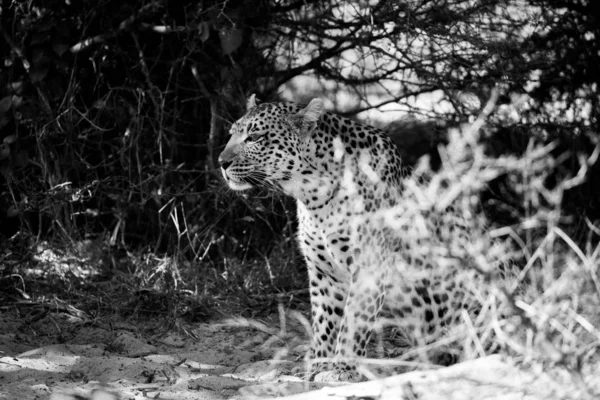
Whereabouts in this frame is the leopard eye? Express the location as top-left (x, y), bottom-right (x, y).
top-left (245, 133), bottom-right (264, 143)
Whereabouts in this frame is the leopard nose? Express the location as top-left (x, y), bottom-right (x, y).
top-left (220, 159), bottom-right (232, 170)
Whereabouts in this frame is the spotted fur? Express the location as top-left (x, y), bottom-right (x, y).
top-left (219, 97), bottom-right (474, 381)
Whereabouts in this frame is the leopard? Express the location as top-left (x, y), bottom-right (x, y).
top-left (218, 95), bottom-right (480, 382)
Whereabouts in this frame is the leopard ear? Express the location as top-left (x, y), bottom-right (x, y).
top-left (246, 94), bottom-right (257, 111)
top-left (296, 98), bottom-right (324, 134)
top-left (299, 98), bottom-right (324, 123)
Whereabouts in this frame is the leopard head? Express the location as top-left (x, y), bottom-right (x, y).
top-left (218, 96), bottom-right (324, 191)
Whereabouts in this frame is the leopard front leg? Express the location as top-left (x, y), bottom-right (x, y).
top-left (296, 204), bottom-right (352, 379)
top-left (302, 251), bottom-right (349, 378)
top-left (314, 264), bottom-right (389, 382)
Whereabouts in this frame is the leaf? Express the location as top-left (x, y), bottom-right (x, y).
top-left (10, 81), bottom-right (24, 95)
top-left (11, 96), bottom-right (23, 108)
top-left (30, 65), bottom-right (49, 83)
top-left (53, 43), bottom-right (69, 56)
top-left (3, 134), bottom-right (17, 144)
top-left (219, 28), bottom-right (243, 55)
top-left (199, 22), bottom-right (210, 43)
top-left (0, 143), bottom-right (10, 160)
top-left (0, 96), bottom-right (11, 113)
top-left (6, 206), bottom-right (19, 218)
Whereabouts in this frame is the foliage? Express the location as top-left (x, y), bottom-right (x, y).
top-left (0, 0), bottom-right (598, 324)
top-left (348, 105), bottom-right (600, 392)
top-left (0, 0), bottom-right (281, 256)
top-left (0, 3), bottom-right (598, 394)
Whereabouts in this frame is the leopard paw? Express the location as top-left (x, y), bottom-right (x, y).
top-left (313, 368), bottom-right (363, 383)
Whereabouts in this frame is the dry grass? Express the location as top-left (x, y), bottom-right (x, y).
top-left (1, 93), bottom-right (599, 395)
top-left (338, 97), bottom-right (600, 391)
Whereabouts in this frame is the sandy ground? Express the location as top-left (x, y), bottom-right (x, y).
top-left (2, 305), bottom-right (599, 400)
top-left (0, 305), bottom-right (329, 400)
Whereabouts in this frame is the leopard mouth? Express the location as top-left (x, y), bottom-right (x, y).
top-left (221, 168), bottom-right (269, 191)
top-left (221, 168), bottom-right (252, 190)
